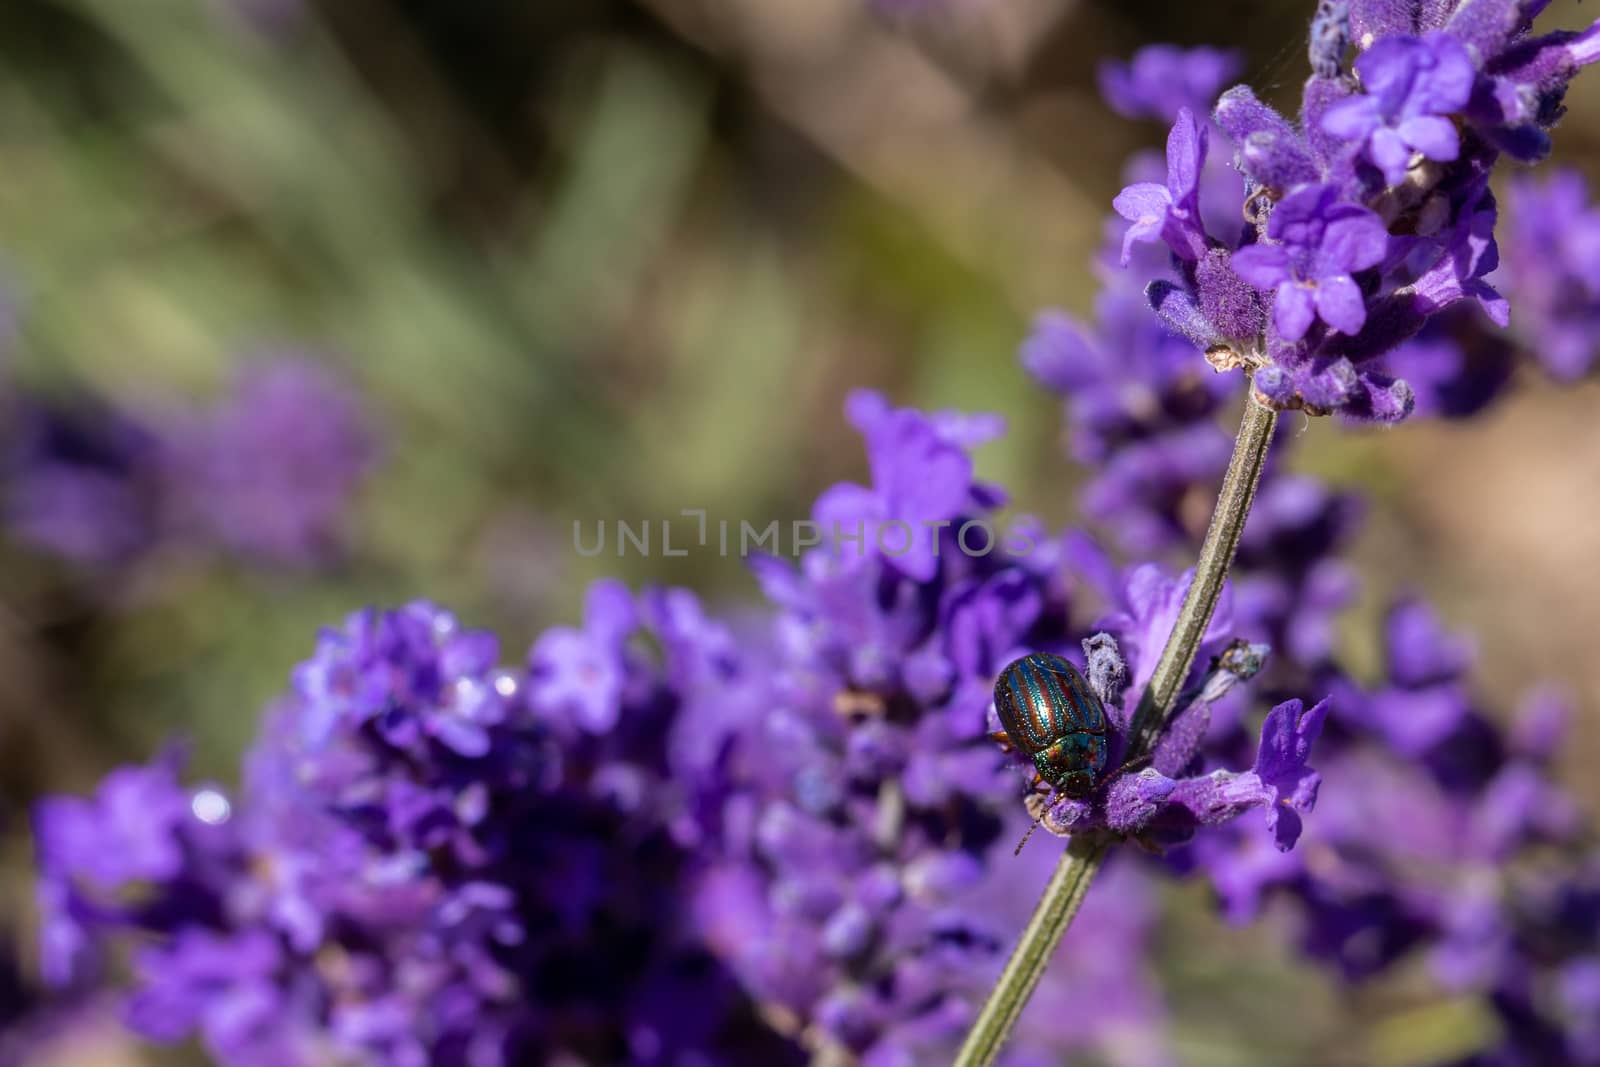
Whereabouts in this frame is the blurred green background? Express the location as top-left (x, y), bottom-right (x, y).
top-left (3, 0), bottom-right (1600, 1064)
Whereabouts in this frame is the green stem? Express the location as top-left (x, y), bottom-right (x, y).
top-left (953, 392), bottom-right (1279, 1067)
top-left (951, 836), bottom-right (1108, 1067)
top-left (1128, 392), bottom-right (1279, 747)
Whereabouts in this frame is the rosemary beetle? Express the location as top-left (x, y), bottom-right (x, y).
top-left (990, 652), bottom-right (1109, 800)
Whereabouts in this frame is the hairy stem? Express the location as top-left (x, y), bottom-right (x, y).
top-left (952, 835), bottom-right (1108, 1067)
top-left (1128, 392), bottom-right (1279, 746)
top-left (953, 392), bottom-right (1278, 1067)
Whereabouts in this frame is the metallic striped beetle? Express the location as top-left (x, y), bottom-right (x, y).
top-left (990, 652), bottom-right (1109, 799)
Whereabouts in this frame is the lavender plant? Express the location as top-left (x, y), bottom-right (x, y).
top-left (999, 1), bottom-right (1600, 1058)
top-left (20, 1), bottom-right (1600, 1065)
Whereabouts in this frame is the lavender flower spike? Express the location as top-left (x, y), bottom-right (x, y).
top-left (1230, 184), bottom-right (1389, 341)
top-left (1113, 107), bottom-right (1210, 266)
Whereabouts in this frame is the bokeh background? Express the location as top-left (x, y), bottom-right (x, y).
top-left (2, 0), bottom-right (1599, 1063)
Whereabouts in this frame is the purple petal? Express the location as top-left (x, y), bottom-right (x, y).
top-left (844, 389), bottom-right (892, 434)
top-left (1418, 33), bottom-right (1476, 112)
top-left (1315, 275), bottom-right (1369, 335)
top-left (1113, 183), bottom-right (1173, 266)
top-left (812, 482), bottom-right (883, 532)
top-left (1274, 284), bottom-right (1317, 342)
top-left (1229, 244), bottom-right (1294, 289)
top-left (1253, 698), bottom-right (1331, 784)
top-left (1321, 96), bottom-right (1381, 139)
top-left (1165, 108), bottom-right (1207, 207)
top-left (1398, 114), bottom-right (1460, 161)
top-left (1370, 127), bottom-right (1414, 185)
top-left (1321, 208), bottom-right (1391, 272)
top-left (583, 578), bottom-right (638, 647)
top-left (1264, 790), bottom-right (1311, 851)
top-left (1020, 311), bottom-right (1100, 394)
top-left (869, 415), bottom-right (973, 540)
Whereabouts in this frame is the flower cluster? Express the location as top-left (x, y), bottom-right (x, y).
top-left (1114, 0), bottom-right (1600, 421)
top-left (1, 356), bottom-right (376, 571)
top-left (34, 598), bottom-right (797, 1066)
top-left (29, 390), bottom-right (1332, 1066)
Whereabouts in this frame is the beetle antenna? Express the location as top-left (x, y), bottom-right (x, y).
top-left (1014, 799), bottom-right (1051, 856)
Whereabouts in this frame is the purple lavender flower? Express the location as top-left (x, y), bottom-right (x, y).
top-left (1230, 183), bottom-right (1390, 341)
top-left (1153, 1), bottom-right (1600, 420)
top-left (168, 358), bottom-right (376, 567)
top-left (1233, 474), bottom-right (1363, 669)
top-left (1029, 28), bottom-right (1600, 1061)
top-left (527, 577), bottom-right (637, 733)
top-left (1380, 306), bottom-right (1515, 418)
top-left (1113, 107), bottom-right (1211, 266)
top-left (812, 389), bottom-right (1004, 583)
top-left (2, 356), bottom-right (377, 573)
top-left (33, 753), bottom-right (192, 896)
top-left (1495, 169), bottom-right (1600, 381)
top-left (36, 598), bottom-right (802, 1067)
top-left (1021, 281), bottom-right (1234, 554)
top-left (2, 400), bottom-right (163, 565)
top-left (1098, 45), bottom-right (1242, 123)
top-left (1322, 33), bottom-right (1476, 186)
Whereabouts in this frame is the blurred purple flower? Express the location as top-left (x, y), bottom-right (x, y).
top-left (812, 390), bottom-right (1003, 583)
top-left (1021, 281), bottom-right (1234, 554)
top-left (1100, 45), bottom-right (1242, 123)
top-left (34, 753), bottom-right (191, 894)
top-left (1496, 169), bottom-right (1600, 381)
top-left (3, 400), bottom-right (163, 565)
top-left (1381, 306), bottom-right (1515, 418)
top-left (527, 577), bottom-right (637, 733)
top-left (169, 358), bottom-right (376, 567)
top-left (3, 356), bottom-right (378, 573)
top-left (35, 598), bottom-right (801, 1066)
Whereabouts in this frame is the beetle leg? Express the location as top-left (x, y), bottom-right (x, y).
top-left (988, 730), bottom-right (1015, 754)
top-left (1029, 772), bottom-right (1045, 790)
top-left (1112, 753), bottom-right (1152, 777)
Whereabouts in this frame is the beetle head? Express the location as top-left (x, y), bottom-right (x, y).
top-left (1034, 743), bottom-right (1098, 799)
